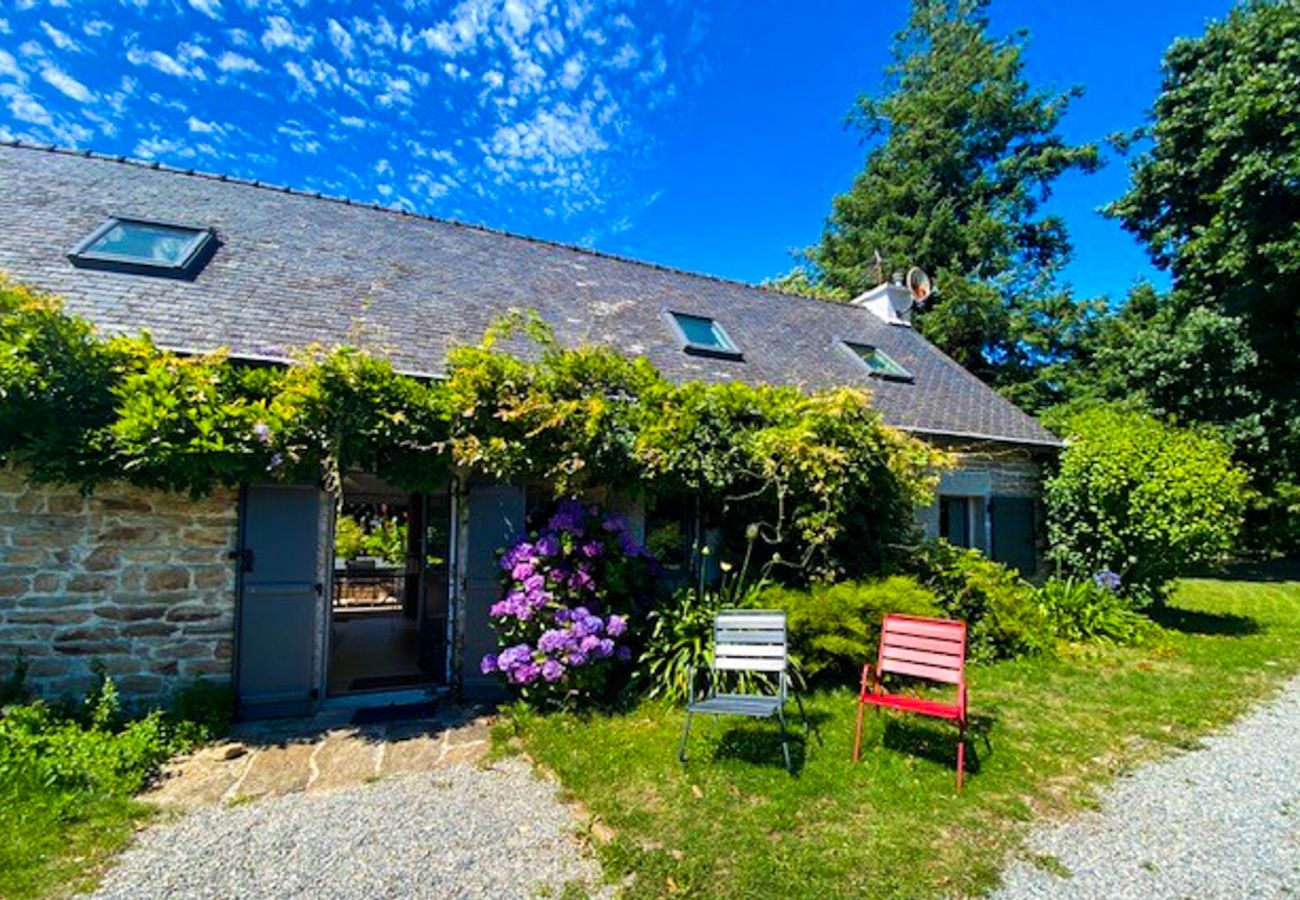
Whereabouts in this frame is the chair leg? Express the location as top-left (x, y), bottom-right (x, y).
top-left (852, 698), bottom-right (866, 763)
top-left (678, 711), bottom-right (693, 764)
top-left (956, 718), bottom-right (967, 792)
top-left (777, 708), bottom-right (792, 773)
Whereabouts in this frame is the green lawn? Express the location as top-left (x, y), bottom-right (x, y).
top-left (501, 568), bottom-right (1300, 899)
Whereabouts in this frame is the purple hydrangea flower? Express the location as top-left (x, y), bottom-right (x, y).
top-left (480, 654), bottom-right (498, 674)
top-left (602, 514), bottom-right (628, 534)
top-left (1094, 569), bottom-right (1123, 592)
top-left (538, 629), bottom-right (571, 654)
top-left (523, 573), bottom-right (545, 594)
top-left (596, 638), bottom-right (615, 659)
top-left (252, 421), bottom-right (272, 444)
top-left (536, 533), bottom-right (560, 557)
top-left (565, 650), bottom-right (589, 667)
top-left (606, 615), bottom-right (627, 637)
top-left (615, 646), bottom-right (632, 661)
top-left (541, 659), bottom-right (565, 682)
top-left (511, 561), bottom-right (535, 581)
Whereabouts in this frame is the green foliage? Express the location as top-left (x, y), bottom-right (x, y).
top-left (1034, 578), bottom-right (1151, 646)
top-left (0, 281), bottom-right (940, 581)
top-left (797, 0), bottom-right (1101, 405)
top-left (636, 586), bottom-right (727, 703)
top-left (1105, 0), bottom-right (1300, 548)
top-left (334, 515), bottom-right (407, 564)
top-left (0, 674), bottom-right (227, 899)
top-left (759, 577), bottom-right (941, 682)
top-left (164, 679), bottom-right (235, 745)
top-left (636, 564), bottom-right (769, 703)
top-left (1045, 407), bottom-right (1249, 602)
top-left (906, 539), bottom-right (1051, 660)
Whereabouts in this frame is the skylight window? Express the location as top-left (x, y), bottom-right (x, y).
top-left (667, 311), bottom-right (742, 360)
top-left (69, 217), bottom-right (216, 279)
top-left (843, 341), bottom-right (913, 381)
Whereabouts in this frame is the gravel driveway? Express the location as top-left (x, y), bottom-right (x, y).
top-left (91, 759), bottom-right (606, 899)
top-left (993, 674), bottom-right (1300, 900)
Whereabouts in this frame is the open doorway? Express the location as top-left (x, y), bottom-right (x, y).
top-left (328, 473), bottom-right (451, 696)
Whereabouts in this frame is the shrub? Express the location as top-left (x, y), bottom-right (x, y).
top-left (1035, 577), bottom-right (1152, 646)
top-left (635, 562), bottom-right (768, 702)
top-left (760, 577), bottom-right (941, 682)
top-left (906, 540), bottom-right (1052, 660)
top-left (1046, 406), bottom-right (1249, 603)
top-left (480, 501), bottom-right (658, 706)
top-left (165, 679), bottom-right (234, 745)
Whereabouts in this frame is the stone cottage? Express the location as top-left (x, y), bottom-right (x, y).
top-left (0, 142), bottom-right (1060, 716)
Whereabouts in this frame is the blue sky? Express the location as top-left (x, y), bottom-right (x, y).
top-left (0, 0), bottom-right (1234, 301)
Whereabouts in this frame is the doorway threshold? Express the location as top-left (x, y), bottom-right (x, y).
top-left (321, 685), bottom-right (448, 712)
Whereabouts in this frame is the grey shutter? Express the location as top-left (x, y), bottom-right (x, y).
top-left (235, 484), bottom-right (327, 718)
top-left (460, 483), bottom-right (525, 699)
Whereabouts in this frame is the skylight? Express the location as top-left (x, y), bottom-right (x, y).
top-left (843, 341), bottom-right (913, 381)
top-left (668, 312), bottom-right (742, 360)
top-left (69, 217), bottom-right (216, 279)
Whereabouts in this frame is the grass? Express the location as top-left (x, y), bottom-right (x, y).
top-left (0, 796), bottom-right (155, 899)
top-left (500, 569), bottom-right (1300, 899)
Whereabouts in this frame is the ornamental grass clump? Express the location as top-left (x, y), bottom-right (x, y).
top-left (480, 500), bottom-right (659, 706)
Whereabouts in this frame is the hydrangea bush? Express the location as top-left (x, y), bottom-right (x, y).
top-left (480, 500), bottom-right (659, 704)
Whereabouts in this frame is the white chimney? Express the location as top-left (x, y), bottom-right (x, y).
top-left (850, 282), bottom-right (914, 326)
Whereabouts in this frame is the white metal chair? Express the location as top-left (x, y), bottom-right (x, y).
top-left (677, 609), bottom-right (807, 772)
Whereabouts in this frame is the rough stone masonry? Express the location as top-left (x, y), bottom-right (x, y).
top-left (0, 466), bottom-right (239, 704)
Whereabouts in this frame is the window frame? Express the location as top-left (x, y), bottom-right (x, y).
top-left (68, 216), bottom-right (217, 280)
top-left (841, 340), bottom-right (914, 382)
top-left (665, 310), bottom-right (743, 361)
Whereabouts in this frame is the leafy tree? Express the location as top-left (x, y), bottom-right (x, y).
top-left (795, 0), bottom-right (1100, 402)
top-left (1106, 0), bottom-right (1300, 546)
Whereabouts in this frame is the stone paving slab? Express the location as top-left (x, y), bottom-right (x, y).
top-left (146, 706), bottom-right (493, 812)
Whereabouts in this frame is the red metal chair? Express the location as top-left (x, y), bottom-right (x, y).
top-left (852, 614), bottom-right (970, 790)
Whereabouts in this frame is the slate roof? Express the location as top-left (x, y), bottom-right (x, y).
top-left (0, 142), bottom-right (1060, 448)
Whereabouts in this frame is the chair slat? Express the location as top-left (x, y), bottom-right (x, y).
top-left (714, 629), bottom-right (786, 644)
top-left (715, 656), bottom-right (785, 672)
top-left (884, 617), bottom-right (965, 641)
top-left (881, 646), bottom-right (963, 671)
top-left (715, 612), bottom-right (785, 630)
top-left (883, 632), bottom-right (964, 655)
top-left (715, 643), bottom-right (785, 658)
top-left (878, 658), bottom-right (963, 684)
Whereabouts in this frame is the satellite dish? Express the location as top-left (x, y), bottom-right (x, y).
top-left (906, 267), bottom-right (932, 303)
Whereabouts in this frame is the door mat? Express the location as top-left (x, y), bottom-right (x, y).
top-left (347, 673), bottom-right (428, 692)
top-left (352, 702), bottom-right (438, 725)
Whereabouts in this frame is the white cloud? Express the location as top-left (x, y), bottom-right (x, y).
top-left (482, 70), bottom-right (504, 89)
top-left (608, 44), bottom-right (639, 69)
top-left (338, 114), bottom-right (368, 128)
top-left (39, 64), bottom-right (92, 102)
top-left (261, 16), bottom-right (312, 52)
top-left (216, 51), bottom-right (262, 73)
top-left (0, 50), bottom-right (25, 83)
top-left (134, 135), bottom-right (196, 160)
top-left (559, 54), bottom-right (585, 89)
top-left (39, 21), bottom-right (79, 52)
top-left (187, 115), bottom-right (219, 133)
top-left (83, 20), bottom-right (113, 37)
top-left (188, 0), bottom-right (223, 20)
top-left (327, 19), bottom-right (354, 59)
top-left (283, 60), bottom-right (315, 96)
top-left (0, 83), bottom-right (52, 126)
top-left (127, 47), bottom-right (206, 80)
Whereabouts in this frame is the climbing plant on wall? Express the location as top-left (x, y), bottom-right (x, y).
top-left (0, 279), bottom-right (943, 579)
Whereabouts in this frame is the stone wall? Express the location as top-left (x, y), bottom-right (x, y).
top-left (0, 466), bottom-right (239, 705)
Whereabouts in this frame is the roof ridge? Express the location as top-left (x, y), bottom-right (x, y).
top-left (0, 138), bottom-right (846, 310)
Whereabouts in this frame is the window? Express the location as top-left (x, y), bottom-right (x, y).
top-left (667, 311), bottom-right (742, 360)
top-left (843, 341), bottom-right (912, 381)
top-left (939, 496), bottom-right (975, 548)
top-left (69, 217), bottom-right (216, 279)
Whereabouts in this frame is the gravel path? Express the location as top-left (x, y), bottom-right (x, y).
top-left (993, 674), bottom-right (1300, 900)
top-left (91, 759), bottom-right (606, 899)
